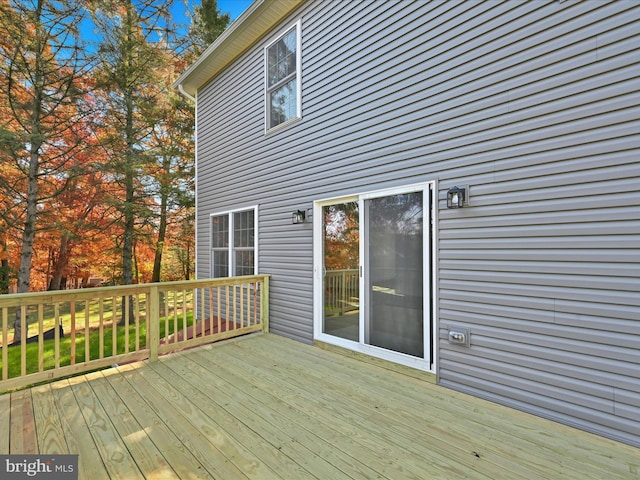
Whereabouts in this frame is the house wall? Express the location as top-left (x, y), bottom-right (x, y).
top-left (195, 0), bottom-right (640, 447)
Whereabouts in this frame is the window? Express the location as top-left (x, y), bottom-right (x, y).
top-left (265, 21), bottom-right (301, 131)
top-left (210, 208), bottom-right (257, 277)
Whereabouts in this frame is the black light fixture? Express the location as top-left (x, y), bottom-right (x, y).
top-left (292, 210), bottom-right (306, 224)
top-left (446, 186), bottom-right (466, 209)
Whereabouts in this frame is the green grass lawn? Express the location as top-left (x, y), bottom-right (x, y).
top-left (1, 310), bottom-right (195, 380)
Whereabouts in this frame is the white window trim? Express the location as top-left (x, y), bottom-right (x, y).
top-left (264, 19), bottom-right (302, 133)
top-left (209, 206), bottom-right (259, 277)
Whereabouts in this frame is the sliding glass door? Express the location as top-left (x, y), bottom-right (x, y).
top-left (317, 183), bottom-right (433, 369)
top-left (364, 191), bottom-right (424, 357)
top-left (321, 201), bottom-right (359, 341)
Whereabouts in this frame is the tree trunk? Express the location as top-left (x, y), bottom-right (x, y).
top-left (0, 236), bottom-right (9, 294)
top-left (13, 0), bottom-right (47, 342)
top-left (121, 8), bottom-right (135, 288)
top-left (184, 241), bottom-right (191, 280)
top-left (15, 148), bottom-right (40, 340)
top-left (48, 233), bottom-right (71, 291)
top-left (151, 155), bottom-right (170, 283)
top-left (122, 156), bottom-right (135, 287)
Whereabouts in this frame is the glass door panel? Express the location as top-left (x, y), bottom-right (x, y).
top-left (322, 202), bottom-right (360, 341)
top-left (364, 192), bottom-right (424, 357)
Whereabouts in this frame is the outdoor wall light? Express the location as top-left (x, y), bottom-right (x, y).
top-left (446, 186), bottom-right (467, 209)
top-left (292, 210), bottom-right (306, 224)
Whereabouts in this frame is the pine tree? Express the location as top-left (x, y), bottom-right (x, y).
top-left (189, 0), bottom-right (229, 55)
top-left (0, 0), bottom-right (90, 339)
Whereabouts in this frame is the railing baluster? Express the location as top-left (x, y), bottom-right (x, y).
top-left (232, 285), bottom-right (237, 328)
top-left (38, 304), bottom-right (44, 372)
top-left (262, 277), bottom-right (270, 332)
top-left (70, 301), bottom-right (76, 365)
top-left (217, 286), bottom-right (221, 333)
top-left (112, 296), bottom-right (118, 357)
top-left (99, 298), bottom-right (104, 360)
top-left (124, 295), bottom-right (130, 354)
top-left (161, 291), bottom-right (167, 344)
top-left (2, 307), bottom-right (7, 380)
top-left (172, 290), bottom-right (178, 342)
top-left (85, 300), bottom-right (90, 363)
top-left (196, 288), bottom-right (202, 338)
top-left (54, 303), bottom-right (60, 369)
top-left (226, 285), bottom-right (230, 330)
top-left (134, 294), bottom-right (140, 352)
top-left (20, 306), bottom-right (27, 377)
top-left (208, 287), bottom-right (214, 336)
top-left (148, 285), bottom-right (159, 362)
top-left (182, 289), bottom-right (187, 339)
top-left (240, 284), bottom-right (244, 328)
top-left (253, 281), bottom-right (258, 326)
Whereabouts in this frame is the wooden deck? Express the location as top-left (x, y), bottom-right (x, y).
top-left (1, 333), bottom-right (638, 479)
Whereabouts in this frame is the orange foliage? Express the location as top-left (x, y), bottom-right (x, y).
top-left (0, 0), bottom-right (196, 292)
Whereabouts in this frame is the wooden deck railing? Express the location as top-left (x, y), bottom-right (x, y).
top-left (0, 275), bottom-right (269, 392)
top-left (324, 269), bottom-right (359, 315)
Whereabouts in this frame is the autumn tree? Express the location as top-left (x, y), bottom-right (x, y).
top-left (0, 0), bottom-right (91, 338)
top-left (324, 202), bottom-right (360, 271)
top-left (44, 144), bottom-right (114, 290)
top-left (0, 0), bottom-right (226, 308)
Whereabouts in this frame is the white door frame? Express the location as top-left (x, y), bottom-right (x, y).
top-left (313, 181), bottom-right (437, 372)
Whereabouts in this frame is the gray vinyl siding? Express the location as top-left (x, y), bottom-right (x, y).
top-left (195, 0), bottom-right (640, 447)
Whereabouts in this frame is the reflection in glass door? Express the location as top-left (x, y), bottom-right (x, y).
top-left (364, 192), bottom-right (423, 357)
top-left (316, 183), bottom-right (432, 368)
top-left (322, 202), bottom-right (359, 341)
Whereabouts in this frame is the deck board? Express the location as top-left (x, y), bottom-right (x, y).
top-left (177, 349), bottom-right (389, 480)
top-left (117, 362), bottom-right (253, 480)
top-left (101, 366), bottom-right (211, 479)
top-left (49, 379), bottom-right (109, 479)
top-left (131, 361), bottom-right (280, 480)
top-left (150, 357), bottom-right (320, 480)
top-left (88, 371), bottom-right (178, 479)
top-left (9, 388), bottom-right (36, 454)
top-left (204, 339), bottom-right (484, 479)
top-left (31, 383), bottom-right (67, 454)
top-left (68, 375), bottom-right (143, 479)
top-left (241, 336), bottom-right (605, 479)
top-left (233, 335), bottom-right (538, 479)
top-left (0, 392), bottom-right (10, 453)
top-left (1, 333), bottom-right (638, 480)
top-left (249, 335), bottom-right (634, 479)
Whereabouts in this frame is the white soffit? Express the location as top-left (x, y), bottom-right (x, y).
top-left (175, 0), bottom-right (304, 98)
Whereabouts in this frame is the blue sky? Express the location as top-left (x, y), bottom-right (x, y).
top-left (81, 1), bottom-right (254, 46)
top-left (210, 0), bottom-right (254, 21)
top-left (173, 0), bottom-right (254, 24)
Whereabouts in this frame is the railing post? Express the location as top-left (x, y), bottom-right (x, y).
top-left (148, 285), bottom-right (159, 362)
top-left (261, 276), bottom-right (269, 333)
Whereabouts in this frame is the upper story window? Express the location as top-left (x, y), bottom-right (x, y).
top-left (211, 207), bottom-right (258, 278)
top-left (265, 21), bottom-right (301, 131)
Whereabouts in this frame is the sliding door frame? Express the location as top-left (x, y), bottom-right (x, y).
top-left (313, 180), bottom-right (437, 372)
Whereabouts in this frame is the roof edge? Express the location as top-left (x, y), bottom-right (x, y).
top-left (174, 0), bottom-right (304, 98)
